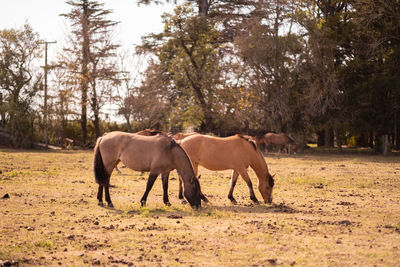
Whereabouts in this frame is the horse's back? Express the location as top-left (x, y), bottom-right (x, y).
top-left (99, 131), bottom-right (173, 172)
top-left (181, 134), bottom-right (255, 170)
top-left (173, 132), bottom-right (198, 140)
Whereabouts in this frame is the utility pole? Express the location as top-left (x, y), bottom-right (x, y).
top-left (39, 41), bottom-right (57, 148)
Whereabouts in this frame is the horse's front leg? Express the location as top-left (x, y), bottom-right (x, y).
top-left (238, 169), bottom-right (259, 204)
top-left (104, 185), bottom-right (113, 208)
top-left (192, 163), bottom-right (209, 203)
top-left (140, 173), bottom-right (159, 207)
top-left (161, 172), bottom-right (171, 206)
top-left (97, 185), bottom-right (104, 206)
top-left (178, 177), bottom-right (184, 200)
top-left (228, 170), bottom-right (239, 204)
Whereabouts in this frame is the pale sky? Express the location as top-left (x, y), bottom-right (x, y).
top-left (0, 0), bottom-right (174, 57)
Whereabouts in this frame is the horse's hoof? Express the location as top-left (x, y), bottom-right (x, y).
top-left (98, 202), bottom-right (104, 207)
top-left (140, 201), bottom-right (146, 207)
top-left (229, 198), bottom-right (238, 205)
top-left (191, 204), bottom-right (201, 209)
top-left (250, 197), bottom-right (259, 204)
top-left (107, 202), bottom-right (114, 208)
top-left (178, 195), bottom-right (184, 200)
top-left (164, 202), bottom-right (171, 206)
top-left (181, 199), bottom-right (187, 204)
top-left (202, 197), bottom-right (209, 203)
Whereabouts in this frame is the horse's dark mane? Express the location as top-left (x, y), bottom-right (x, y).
top-left (137, 129), bottom-right (167, 136)
top-left (171, 137), bottom-right (197, 177)
top-left (268, 174), bottom-right (275, 187)
top-left (236, 134), bottom-right (257, 151)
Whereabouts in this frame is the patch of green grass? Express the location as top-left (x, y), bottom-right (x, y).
top-left (8, 170), bottom-right (19, 177)
top-left (34, 240), bottom-right (54, 249)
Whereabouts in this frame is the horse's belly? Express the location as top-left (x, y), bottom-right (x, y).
top-left (198, 160), bottom-right (232, 171)
top-left (120, 153), bottom-right (151, 172)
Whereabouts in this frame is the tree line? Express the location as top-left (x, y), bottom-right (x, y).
top-left (0, 0), bottom-right (399, 154)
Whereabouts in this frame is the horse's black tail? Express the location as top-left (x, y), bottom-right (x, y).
top-left (93, 137), bottom-right (110, 185)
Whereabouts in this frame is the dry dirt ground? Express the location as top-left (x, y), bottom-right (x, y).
top-left (0, 149), bottom-right (399, 266)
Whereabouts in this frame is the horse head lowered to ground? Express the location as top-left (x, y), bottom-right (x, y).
top-left (93, 131), bottom-right (202, 208)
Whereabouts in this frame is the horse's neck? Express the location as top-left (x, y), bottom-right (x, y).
top-left (173, 146), bottom-right (194, 178)
top-left (250, 151), bottom-right (269, 179)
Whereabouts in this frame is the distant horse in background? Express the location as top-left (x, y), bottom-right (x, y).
top-left (264, 133), bottom-right (298, 154)
top-left (93, 131), bottom-right (202, 208)
top-left (253, 135), bottom-right (267, 152)
top-left (179, 134), bottom-right (275, 204)
top-left (173, 132), bottom-right (199, 140)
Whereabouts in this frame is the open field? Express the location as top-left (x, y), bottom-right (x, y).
top-left (0, 149), bottom-right (400, 266)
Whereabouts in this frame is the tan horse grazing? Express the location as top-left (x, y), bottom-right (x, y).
top-left (179, 134), bottom-right (275, 204)
top-left (264, 133), bottom-right (297, 154)
top-left (93, 131), bottom-right (202, 208)
top-left (173, 132), bottom-right (199, 140)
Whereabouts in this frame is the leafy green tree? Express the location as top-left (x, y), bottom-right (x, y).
top-left (61, 0), bottom-right (120, 143)
top-left (138, 4), bottom-right (223, 131)
top-left (343, 0), bottom-right (400, 154)
top-left (0, 24), bottom-right (42, 147)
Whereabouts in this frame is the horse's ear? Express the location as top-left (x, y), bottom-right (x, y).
top-left (272, 173), bottom-right (276, 178)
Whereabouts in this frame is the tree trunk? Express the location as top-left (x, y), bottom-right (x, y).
top-left (324, 126), bottom-right (334, 147)
top-left (80, 2), bottom-right (90, 145)
top-left (317, 130), bottom-right (325, 147)
top-left (334, 128), bottom-right (342, 151)
top-left (383, 134), bottom-right (389, 156)
top-left (126, 119), bottom-right (131, 133)
top-left (395, 110), bottom-right (400, 149)
top-left (368, 131), bottom-right (374, 148)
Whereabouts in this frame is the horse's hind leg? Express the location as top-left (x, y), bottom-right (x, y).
top-left (178, 177), bottom-right (184, 200)
top-left (238, 169), bottom-right (259, 204)
top-left (140, 173), bottom-right (159, 207)
top-left (104, 185), bottom-right (113, 208)
top-left (97, 185), bottom-right (104, 206)
top-left (161, 172), bottom-right (171, 206)
top-left (228, 170), bottom-right (239, 204)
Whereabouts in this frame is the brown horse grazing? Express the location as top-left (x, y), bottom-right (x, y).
top-left (173, 132), bottom-right (199, 141)
top-left (93, 131), bottom-right (202, 208)
top-left (179, 134), bottom-right (275, 204)
top-left (264, 133), bottom-right (297, 154)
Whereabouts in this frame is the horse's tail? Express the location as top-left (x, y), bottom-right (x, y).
top-left (93, 136), bottom-right (110, 185)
